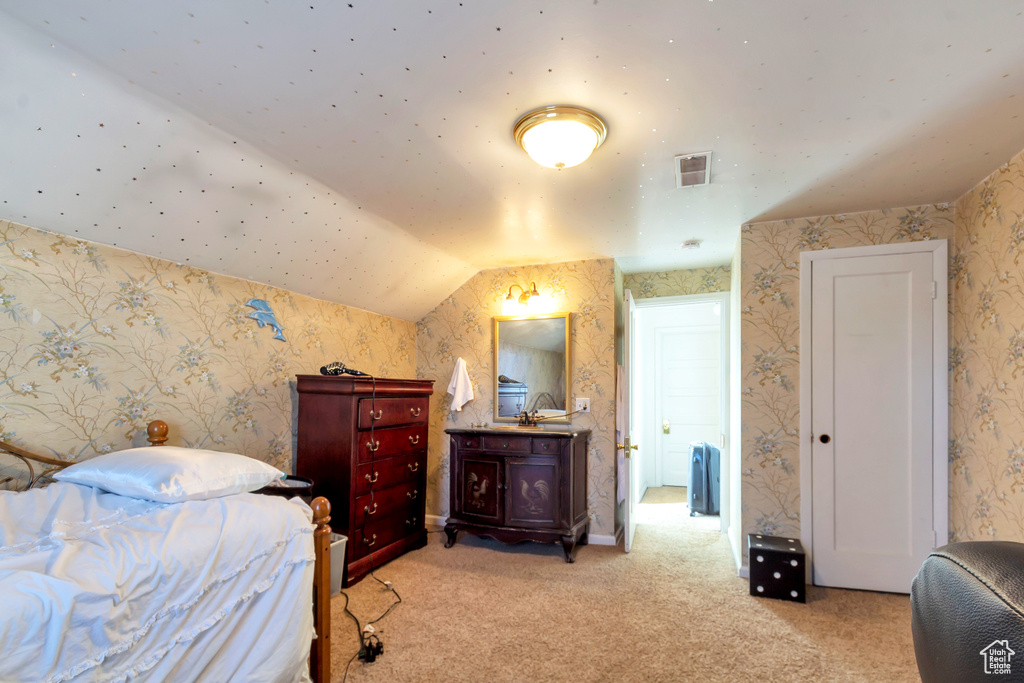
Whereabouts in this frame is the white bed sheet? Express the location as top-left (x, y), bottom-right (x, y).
top-left (0, 483), bottom-right (316, 683)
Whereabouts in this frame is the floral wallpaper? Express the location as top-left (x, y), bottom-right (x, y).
top-left (416, 259), bottom-right (618, 537)
top-left (0, 219), bottom-right (415, 486)
top-left (740, 205), bottom-right (955, 548)
top-left (623, 265), bottom-right (731, 299)
top-left (952, 148), bottom-right (1024, 542)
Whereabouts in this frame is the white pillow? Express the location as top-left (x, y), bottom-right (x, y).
top-left (54, 446), bottom-right (284, 503)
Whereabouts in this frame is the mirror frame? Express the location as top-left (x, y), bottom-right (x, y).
top-left (493, 312), bottom-right (573, 424)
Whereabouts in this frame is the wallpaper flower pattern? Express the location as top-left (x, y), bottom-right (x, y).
top-left (740, 205), bottom-right (955, 549)
top-left (416, 260), bottom-right (617, 537)
top-left (952, 148), bottom-right (1024, 542)
top-left (0, 219), bottom-right (415, 486)
top-left (623, 266), bottom-right (731, 299)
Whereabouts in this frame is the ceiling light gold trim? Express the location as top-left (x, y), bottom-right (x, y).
top-left (513, 105), bottom-right (608, 169)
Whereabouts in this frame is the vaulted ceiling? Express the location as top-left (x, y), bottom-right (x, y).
top-left (2, 2), bottom-right (1023, 320)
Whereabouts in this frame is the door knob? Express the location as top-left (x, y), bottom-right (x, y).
top-left (663, 420), bottom-right (670, 434)
top-left (819, 434), bottom-right (831, 444)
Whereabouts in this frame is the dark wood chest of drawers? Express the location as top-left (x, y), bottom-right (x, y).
top-left (443, 428), bottom-right (589, 562)
top-left (296, 375), bottom-right (434, 586)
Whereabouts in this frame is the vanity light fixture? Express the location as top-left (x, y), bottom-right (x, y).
top-left (506, 282), bottom-right (540, 306)
top-left (513, 105), bottom-right (608, 170)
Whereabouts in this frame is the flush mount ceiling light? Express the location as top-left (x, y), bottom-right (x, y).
top-left (513, 105), bottom-right (608, 170)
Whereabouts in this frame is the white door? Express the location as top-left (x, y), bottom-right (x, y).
top-left (655, 305), bottom-right (722, 486)
top-left (808, 249), bottom-right (942, 593)
top-left (623, 289), bottom-right (638, 553)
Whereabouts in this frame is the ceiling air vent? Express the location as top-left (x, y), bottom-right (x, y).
top-left (674, 151), bottom-right (712, 188)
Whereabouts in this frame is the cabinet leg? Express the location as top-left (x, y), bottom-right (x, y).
top-left (443, 524), bottom-right (459, 548)
top-left (561, 534), bottom-right (579, 563)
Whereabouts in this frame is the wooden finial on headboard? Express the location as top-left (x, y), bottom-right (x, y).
top-left (147, 420), bottom-right (169, 446)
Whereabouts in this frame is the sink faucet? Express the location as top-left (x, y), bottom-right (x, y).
top-left (517, 409), bottom-right (540, 427)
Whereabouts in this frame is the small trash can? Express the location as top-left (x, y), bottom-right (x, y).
top-left (329, 533), bottom-right (348, 596)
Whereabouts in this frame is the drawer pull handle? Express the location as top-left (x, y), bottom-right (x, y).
top-left (409, 434), bottom-right (420, 445)
top-left (364, 502), bottom-right (377, 516)
top-left (365, 471), bottom-right (379, 484)
top-left (410, 407), bottom-right (422, 417)
top-left (367, 439), bottom-right (380, 452)
top-left (502, 442), bottom-right (509, 449)
top-left (371, 409), bottom-right (383, 420)
top-left (363, 534), bottom-right (377, 547)
top-left (407, 489), bottom-right (418, 500)
top-left (405, 516), bottom-right (418, 527)
top-left (408, 462), bottom-right (420, 473)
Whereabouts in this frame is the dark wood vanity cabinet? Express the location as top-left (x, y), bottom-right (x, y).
top-left (296, 375), bottom-right (434, 586)
top-left (444, 429), bottom-right (589, 562)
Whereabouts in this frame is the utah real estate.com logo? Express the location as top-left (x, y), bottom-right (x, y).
top-left (980, 640), bottom-right (1014, 675)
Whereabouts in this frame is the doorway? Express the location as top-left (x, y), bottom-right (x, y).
top-left (633, 293), bottom-right (730, 533)
top-left (800, 241), bottom-right (948, 593)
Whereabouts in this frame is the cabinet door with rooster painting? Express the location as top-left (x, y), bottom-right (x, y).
top-left (506, 457), bottom-right (560, 528)
top-left (456, 455), bottom-right (504, 525)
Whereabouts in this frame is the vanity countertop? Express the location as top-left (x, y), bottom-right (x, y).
top-left (445, 426), bottom-right (590, 437)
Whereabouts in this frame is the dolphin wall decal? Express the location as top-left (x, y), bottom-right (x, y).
top-left (245, 298), bottom-right (286, 341)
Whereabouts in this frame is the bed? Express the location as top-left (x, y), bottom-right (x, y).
top-left (0, 420), bottom-right (332, 683)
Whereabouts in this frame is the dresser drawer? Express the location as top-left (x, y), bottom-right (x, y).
top-left (358, 397), bottom-right (428, 429)
top-left (532, 438), bottom-right (562, 455)
top-left (357, 424), bottom-right (427, 463)
top-left (481, 435), bottom-right (531, 453)
top-left (452, 434), bottom-right (483, 451)
top-left (354, 480), bottom-right (422, 527)
top-left (352, 505), bottom-right (421, 559)
top-left (356, 452), bottom-right (424, 495)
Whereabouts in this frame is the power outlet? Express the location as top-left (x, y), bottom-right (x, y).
top-left (575, 398), bottom-right (591, 413)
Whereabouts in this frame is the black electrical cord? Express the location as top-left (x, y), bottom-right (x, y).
top-left (340, 374), bottom-right (404, 679)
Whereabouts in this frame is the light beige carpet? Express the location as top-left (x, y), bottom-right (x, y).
top-left (640, 485), bottom-right (687, 505)
top-left (330, 512), bottom-right (919, 682)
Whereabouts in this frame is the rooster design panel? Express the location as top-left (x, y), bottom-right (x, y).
top-left (460, 457), bottom-right (501, 522)
top-left (508, 459), bottom-right (558, 527)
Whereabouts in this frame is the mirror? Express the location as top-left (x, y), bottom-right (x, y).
top-left (493, 312), bottom-right (572, 423)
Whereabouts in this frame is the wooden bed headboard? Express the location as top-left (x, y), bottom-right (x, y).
top-left (0, 419), bottom-right (332, 683)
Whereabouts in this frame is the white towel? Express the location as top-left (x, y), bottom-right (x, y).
top-left (447, 357), bottom-right (474, 411)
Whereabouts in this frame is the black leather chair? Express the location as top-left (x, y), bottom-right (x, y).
top-left (910, 542), bottom-right (1024, 682)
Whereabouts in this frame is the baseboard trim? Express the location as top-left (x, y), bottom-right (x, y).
top-left (588, 533), bottom-right (617, 546)
top-left (737, 564), bottom-right (749, 579)
top-left (426, 515), bottom-right (617, 546)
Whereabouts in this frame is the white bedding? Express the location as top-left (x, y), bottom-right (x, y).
top-left (0, 483), bottom-right (316, 683)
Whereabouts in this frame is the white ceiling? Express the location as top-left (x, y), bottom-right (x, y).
top-left (1, 1), bottom-right (1023, 320)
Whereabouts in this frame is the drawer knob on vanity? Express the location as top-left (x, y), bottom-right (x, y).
top-left (502, 442), bottom-right (509, 449)
top-left (405, 516), bottom-right (418, 527)
top-left (409, 435), bottom-right (420, 445)
top-left (410, 407), bottom-right (422, 417)
top-left (367, 439), bottom-right (380, 452)
top-left (362, 534), bottom-right (377, 547)
top-left (408, 462), bottom-right (420, 472)
top-left (365, 471), bottom-right (379, 484)
top-left (371, 409), bottom-right (383, 420)
top-left (364, 502), bottom-right (377, 516)
top-left (407, 489), bottom-right (418, 500)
